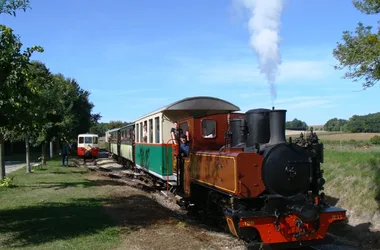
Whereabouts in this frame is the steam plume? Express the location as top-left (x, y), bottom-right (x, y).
top-left (238, 0), bottom-right (284, 102)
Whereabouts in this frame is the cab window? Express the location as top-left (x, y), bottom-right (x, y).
top-left (202, 119), bottom-right (216, 138)
top-left (85, 137), bottom-right (92, 143)
top-left (79, 137), bottom-right (84, 143)
top-left (180, 122), bottom-right (188, 133)
top-left (93, 137), bottom-right (98, 144)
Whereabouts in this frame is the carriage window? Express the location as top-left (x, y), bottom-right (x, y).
top-left (149, 119), bottom-right (153, 143)
top-left (85, 137), bottom-right (93, 143)
top-left (140, 122), bottom-right (143, 142)
top-left (136, 124), bottom-right (139, 142)
top-left (93, 137), bottom-right (98, 144)
top-left (202, 120), bottom-right (216, 138)
top-left (155, 116), bottom-right (160, 143)
top-left (79, 137), bottom-right (84, 143)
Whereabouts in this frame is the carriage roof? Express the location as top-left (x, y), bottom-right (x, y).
top-left (119, 123), bottom-right (134, 130)
top-left (105, 128), bottom-right (120, 133)
top-left (134, 96), bottom-right (240, 122)
top-left (78, 133), bottom-right (98, 137)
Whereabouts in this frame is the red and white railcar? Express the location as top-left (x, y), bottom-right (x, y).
top-left (77, 133), bottom-right (99, 159)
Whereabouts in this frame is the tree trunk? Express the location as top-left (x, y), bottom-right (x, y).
top-left (25, 135), bottom-right (31, 173)
top-left (42, 143), bottom-right (47, 165)
top-left (49, 141), bottom-right (53, 158)
top-left (56, 136), bottom-right (60, 156)
top-left (0, 134), bottom-right (5, 180)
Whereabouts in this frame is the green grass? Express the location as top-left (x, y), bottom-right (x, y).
top-left (0, 158), bottom-right (122, 250)
top-left (322, 148), bottom-right (380, 216)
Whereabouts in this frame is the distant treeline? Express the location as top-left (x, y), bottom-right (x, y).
top-left (285, 112), bottom-right (380, 133)
top-left (285, 118), bottom-right (308, 130)
top-left (89, 121), bottom-right (130, 137)
top-left (324, 112), bottom-right (380, 133)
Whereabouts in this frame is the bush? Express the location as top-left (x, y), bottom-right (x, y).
top-left (0, 176), bottom-right (15, 188)
top-left (370, 135), bottom-right (380, 145)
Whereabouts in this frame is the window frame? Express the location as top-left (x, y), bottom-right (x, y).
top-left (201, 119), bottom-right (217, 139)
top-left (155, 116), bottom-right (160, 143)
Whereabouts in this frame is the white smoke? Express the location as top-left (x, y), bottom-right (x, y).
top-left (236, 0), bottom-right (284, 102)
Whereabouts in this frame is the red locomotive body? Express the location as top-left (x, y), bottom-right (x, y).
top-left (169, 106), bottom-right (346, 249)
top-left (77, 133), bottom-right (99, 159)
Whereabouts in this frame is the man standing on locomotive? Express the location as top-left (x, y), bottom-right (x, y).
top-left (170, 121), bottom-right (183, 144)
top-left (179, 134), bottom-right (189, 157)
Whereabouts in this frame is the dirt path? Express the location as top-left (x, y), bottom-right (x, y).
top-left (87, 172), bottom-right (246, 250)
top-left (5, 162), bottom-right (25, 175)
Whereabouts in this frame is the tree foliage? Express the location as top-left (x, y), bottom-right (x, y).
top-left (323, 112), bottom-right (380, 133)
top-left (0, 25), bottom-right (44, 129)
top-left (333, 0), bottom-right (380, 89)
top-left (285, 118), bottom-right (308, 130)
top-left (0, 0), bottom-right (30, 16)
top-left (323, 118), bottom-right (348, 132)
top-left (90, 121), bottom-right (129, 137)
top-left (1, 15), bottom-right (100, 177)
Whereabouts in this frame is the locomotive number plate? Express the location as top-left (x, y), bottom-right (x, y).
top-left (331, 214), bottom-right (345, 220)
top-left (242, 220), bottom-right (255, 227)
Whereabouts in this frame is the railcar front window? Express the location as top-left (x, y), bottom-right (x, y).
top-left (85, 137), bottom-right (92, 144)
top-left (79, 137), bottom-right (84, 143)
top-left (93, 137), bottom-right (98, 144)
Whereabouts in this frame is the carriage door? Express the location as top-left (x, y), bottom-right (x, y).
top-left (117, 130), bottom-right (121, 157)
top-left (173, 121), bottom-right (189, 190)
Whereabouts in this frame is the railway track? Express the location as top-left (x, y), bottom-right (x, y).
top-left (72, 157), bottom-right (361, 250)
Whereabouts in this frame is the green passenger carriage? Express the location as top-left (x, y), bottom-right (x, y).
top-left (105, 96), bottom-right (241, 187)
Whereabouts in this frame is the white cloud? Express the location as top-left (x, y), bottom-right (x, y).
top-left (170, 57), bottom-right (335, 86)
top-left (272, 94), bottom-right (350, 109)
top-left (238, 94), bottom-right (350, 112)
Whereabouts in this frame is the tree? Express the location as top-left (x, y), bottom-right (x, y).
top-left (24, 61), bottom-right (57, 165)
top-left (333, 0), bottom-right (380, 89)
top-left (0, 0), bottom-right (30, 16)
top-left (324, 118), bottom-right (348, 132)
top-left (0, 25), bottom-right (43, 179)
top-left (108, 121), bottom-right (128, 129)
top-left (285, 118), bottom-right (308, 130)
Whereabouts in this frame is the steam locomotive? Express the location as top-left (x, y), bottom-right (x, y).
top-left (105, 96), bottom-right (346, 249)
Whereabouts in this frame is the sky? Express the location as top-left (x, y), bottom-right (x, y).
top-left (1, 0), bottom-right (380, 125)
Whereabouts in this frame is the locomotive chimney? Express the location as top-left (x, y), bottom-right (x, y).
top-left (245, 108), bottom-right (270, 147)
top-left (268, 109), bottom-right (287, 144)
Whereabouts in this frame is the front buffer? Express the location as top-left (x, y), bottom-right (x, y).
top-left (224, 206), bottom-right (346, 250)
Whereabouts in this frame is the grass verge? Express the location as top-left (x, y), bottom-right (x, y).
top-left (323, 148), bottom-right (380, 224)
top-left (0, 157), bottom-right (122, 250)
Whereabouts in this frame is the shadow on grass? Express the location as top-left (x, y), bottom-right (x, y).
top-left (26, 179), bottom-right (127, 190)
top-left (0, 194), bottom-right (178, 248)
top-left (326, 195), bottom-right (380, 249)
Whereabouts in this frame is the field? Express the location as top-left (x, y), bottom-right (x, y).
top-left (0, 158), bottom-right (245, 250)
top-left (286, 130), bottom-right (380, 145)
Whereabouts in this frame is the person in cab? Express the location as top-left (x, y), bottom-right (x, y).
top-left (179, 134), bottom-right (189, 157)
